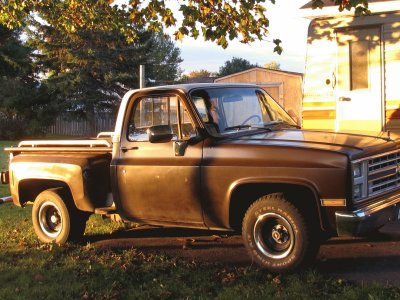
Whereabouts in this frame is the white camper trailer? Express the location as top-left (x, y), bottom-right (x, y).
top-left (302, 0), bottom-right (400, 132)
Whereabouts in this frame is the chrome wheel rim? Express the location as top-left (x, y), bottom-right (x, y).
top-left (38, 201), bottom-right (63, 238)
top-left (253, 212), bottom-right (294, 259)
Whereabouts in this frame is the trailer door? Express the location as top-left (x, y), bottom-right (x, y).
top-left (336, 27), bottom-right (382, 132)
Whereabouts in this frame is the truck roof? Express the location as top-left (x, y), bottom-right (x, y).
top-left (135, 83), bottom-right (257, 94)
top-left (112, 83), bottom-right (261, 144)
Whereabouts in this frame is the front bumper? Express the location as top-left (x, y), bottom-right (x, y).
top-left (336, 192), bottom-right (400, 237)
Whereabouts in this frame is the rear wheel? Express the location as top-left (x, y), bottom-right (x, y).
top-left (242, 193), bottom-right (319, 273)
top-left (32, 189), bottom-right (87, 244)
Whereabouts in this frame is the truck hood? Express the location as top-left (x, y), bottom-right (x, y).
top-left (230, 129), bottom-right (399, 158)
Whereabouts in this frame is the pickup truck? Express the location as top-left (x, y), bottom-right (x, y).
top-left (2, 83), bottom-right (400, 273)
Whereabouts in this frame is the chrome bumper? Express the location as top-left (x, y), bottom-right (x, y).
top-left (336, 193), bottom-right (400, 237)
top-left (0, 196), bottom-right (12, 204)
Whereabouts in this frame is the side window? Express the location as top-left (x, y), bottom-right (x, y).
top-left (128, 96), bottom-right (197, 142)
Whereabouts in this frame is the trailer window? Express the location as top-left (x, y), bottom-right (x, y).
top-left (350, 40), bottom-right (369, 90)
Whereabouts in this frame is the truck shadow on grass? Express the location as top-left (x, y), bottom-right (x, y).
top-left (316, 253), bottom-right (400, 284)
top-left (86, 226), bottom-right (245, 252)
top-left (84, 222), bottom-right (400, 283)
top-left (314, 222), bottom-right (400, 283)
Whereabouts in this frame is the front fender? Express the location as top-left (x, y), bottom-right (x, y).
top-left (227, 177), bottom-right (325, 228)
top-left (227, 176), bottom-right (321, 204)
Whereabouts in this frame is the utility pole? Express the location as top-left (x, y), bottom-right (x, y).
top-left (139, 65), bottom-right (145, 89)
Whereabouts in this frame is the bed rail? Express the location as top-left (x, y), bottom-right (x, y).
top-left (4, 139), bottom-right (112, 153)
top-left (17, 139), bottom-right (111, 148)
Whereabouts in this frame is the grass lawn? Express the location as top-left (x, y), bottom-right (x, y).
top-left (0, 141), bottom-right (399, 299)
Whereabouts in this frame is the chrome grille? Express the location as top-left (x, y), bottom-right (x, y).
top-left (367, 151), bottom-right (400, 196)
top-left (368, 152), bottom-right (398, 173)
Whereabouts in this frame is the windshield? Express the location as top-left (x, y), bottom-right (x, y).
top-left (190, 87), bottom-right (297, 135)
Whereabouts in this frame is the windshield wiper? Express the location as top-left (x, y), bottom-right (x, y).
top-left (224, 124), bottom-right (272, 132)
top-left (263, 120), bottom-right (300, 129)
top-left (264, 120), bottom-right (284, 126)
top-left (223, 120), bottom-right (298, 133)
top-left (224, 124), bottom-right (252, 131)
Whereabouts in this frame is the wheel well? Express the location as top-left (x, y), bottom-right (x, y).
top-left (229, 183), bottom-right (322, 233)
top-left (18, 179), bottom-right (72, 206)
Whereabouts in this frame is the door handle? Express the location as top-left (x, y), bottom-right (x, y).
top-left (339, 96), bottom-right (351, 102)
top-left (121, 146), bottom-right (138, 152)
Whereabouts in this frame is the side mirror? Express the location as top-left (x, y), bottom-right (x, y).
top-left (148, 125), bottom-right (173, 143)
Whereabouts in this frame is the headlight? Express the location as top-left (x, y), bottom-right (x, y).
top-left (353, 163), bottom-right (362, 178)
top-left (352, 161), bottom-right (367, 202)
top-left (353, 184), bottom-right (362, 200)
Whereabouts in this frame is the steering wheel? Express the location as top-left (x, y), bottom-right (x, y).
top-left (241, 115), bottom-right (261, 125)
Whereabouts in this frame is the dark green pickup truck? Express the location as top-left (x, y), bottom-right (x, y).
top-left (2, 83), bottom-right (400, 273)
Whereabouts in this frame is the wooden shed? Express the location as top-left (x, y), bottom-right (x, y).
top-left (302, 0), bottom-right (400, 132)
top-left (214, 67), bottom-right (303, 123)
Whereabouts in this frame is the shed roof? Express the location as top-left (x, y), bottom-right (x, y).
top-left (215, 67), bottom-right (303, 82)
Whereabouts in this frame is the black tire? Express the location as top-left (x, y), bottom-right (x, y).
top-left (242, 193), bottom-right (319, 273)
top-left (32, 188), bottom-right (87, 244)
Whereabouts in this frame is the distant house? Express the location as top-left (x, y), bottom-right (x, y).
top-left (302, 0), bottom-right (400, 132)
top-left (215, 67), bottom-right (303, 123)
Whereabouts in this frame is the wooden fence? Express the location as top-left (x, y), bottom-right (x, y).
top-left (46, 113), bottom-right (116, 137)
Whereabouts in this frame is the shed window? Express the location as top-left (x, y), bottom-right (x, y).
top-left (349, 40), bottom-right (369, 90)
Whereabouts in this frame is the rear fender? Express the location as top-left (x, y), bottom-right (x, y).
top-left (10, 162), bottom-right (94, 211)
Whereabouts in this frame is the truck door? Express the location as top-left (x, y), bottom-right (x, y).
top-left (116, 94), bottom-right (204, 225)
top-left (336, 27), bottom-right (382, 132)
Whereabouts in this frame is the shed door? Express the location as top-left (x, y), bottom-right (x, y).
top-left (336, 27), bottom-right (382, 132)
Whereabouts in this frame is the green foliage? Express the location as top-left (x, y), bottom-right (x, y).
top-left (26, 18), bottom-right (182, 128)
top-left (0, 1), bottom-right (370, 50)
top-left (2, 3), bottom-right (183, 137)
top-left (0, 26), bottom-right (30, 77)
top-left (0, 0), bottom-right (271, 49)
top-left (264, 61), bottom-right (281, 70)
top-left (312, 0), bottom-right (370, 15)
top-left (188, 69), bottom-right (215, 78)
top-left (0, 26), bottom-right (54, 139)
top-left (273, 38), bottom-right (283, 55)
top-left (218, 57), bottom-right (258, 77)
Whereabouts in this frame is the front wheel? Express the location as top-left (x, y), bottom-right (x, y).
top-left (242, 193), bottom-right (319, 273)
top-left (32, 189), bottom-right (87, 244)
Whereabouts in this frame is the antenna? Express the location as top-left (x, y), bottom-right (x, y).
top-left (139, 65), bottom-right (145, 89)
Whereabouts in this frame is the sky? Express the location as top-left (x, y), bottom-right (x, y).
top-left (175, 0), bottom-right (311, 74)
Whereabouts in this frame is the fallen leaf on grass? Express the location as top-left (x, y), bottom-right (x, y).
top-left (82, 291), bottom-right (90, 300)
top-left (34, 273), bottom-right (44, 282)
top-left (272, 275), bottom-right (281, 285)
top-left (215, 268), bottom-right (241, 284)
